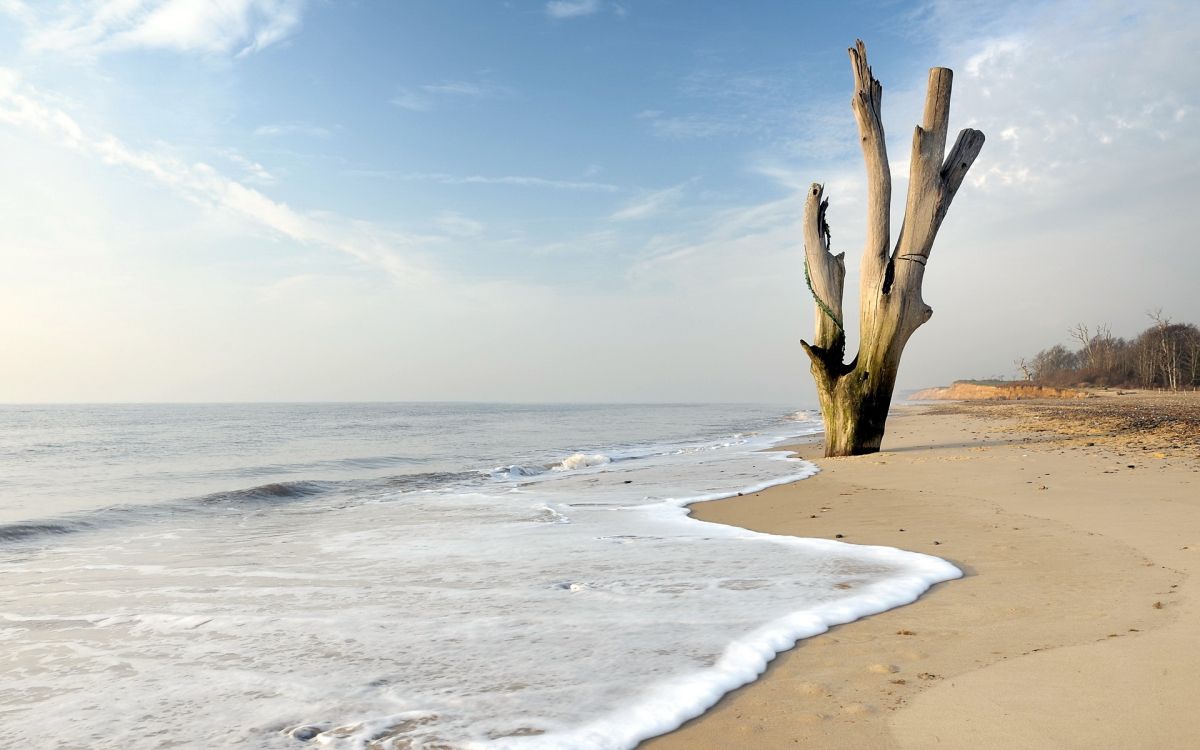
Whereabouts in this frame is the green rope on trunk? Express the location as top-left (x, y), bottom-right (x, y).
top-left (803, 258), bottom-right (844, 334)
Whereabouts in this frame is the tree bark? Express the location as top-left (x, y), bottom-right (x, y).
top-left (801, 40), bottom-right (984, 457)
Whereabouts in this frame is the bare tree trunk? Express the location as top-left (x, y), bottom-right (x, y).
top-left (1137, 342), bottom-right (1157, 387)
top-left (801, 41), bottom-right (984, 457)
top-left (1187, 346), bottom-right (1196, 388)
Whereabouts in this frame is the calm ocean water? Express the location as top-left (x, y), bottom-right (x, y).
top-left (0, 403), bottom-right (959, 749)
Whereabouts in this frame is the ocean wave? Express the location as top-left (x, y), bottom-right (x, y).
top-left (0, 520), bottom-right (99, 543)
top-left (0, 479), bottom-right (338, 547)
top-left (201, 453), bottom-right (420, 481)
top-left (379, 470), bottom-right (484, 491)
top-left (194, 480), bottom-right (332, 506)
top-left (488, 463), bottom-right (547, 479)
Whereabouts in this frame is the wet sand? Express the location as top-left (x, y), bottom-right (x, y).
top-left (645, 392), bottom-right (1200, 749)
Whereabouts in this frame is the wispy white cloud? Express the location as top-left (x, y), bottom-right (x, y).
top-left (390, 90), bottom-right (434, 113)
top-left (391, 79), bottom-right (513, 112)
top-left (610, 181), bottom-right (690, 221)
top-left (421, 81), bottom-right (491, 97)
top-left (963, 37), bottom-right (1024, 79)
top-left (219, 148), bottom-right (275, 185)
top-left (624, 191), bottom-right (801, 282)
top-left (637, 68), bottom-right (812, 142)
top-left (253, 120), bottom-right (331, 138)
top-left (437, 173), bottom-right (620, 192)
top-left (749, 163), bottom-right (816, 192)
top-left (434, 211), bottom-right (485, 238)
top-left (347, 170), bottom-right (621, 193)
top-left (637, 110), bottom-right (748, 140)
top-left (17, 0), bottom-right (306, 59)
top-left (0, 68), bottom-right (432, 284)
top-left (525, 228), bottom-right (622, 257)
top-left (545, 0), bottom-right (601, 20)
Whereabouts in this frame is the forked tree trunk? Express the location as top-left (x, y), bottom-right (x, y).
top-left (801, 41), bottom-right (985, 457)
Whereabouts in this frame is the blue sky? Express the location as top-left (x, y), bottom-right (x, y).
top-left (2, 1), bottom-right (1198, 402)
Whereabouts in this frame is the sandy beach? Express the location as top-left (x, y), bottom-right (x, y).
top-left (647, 392), bottom-right (1200, 749)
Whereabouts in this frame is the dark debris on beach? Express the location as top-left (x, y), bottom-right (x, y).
top-left (925, 391), bottom-right (1200, 459)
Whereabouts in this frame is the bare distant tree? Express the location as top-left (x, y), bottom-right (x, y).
top-left (1149, 309), bottom-right (1181, 390)
top-left (800, 41), bottom-right (984, 456)
top-left (1015, 358), bottom-right (1033, 381)
top-left (1069, 323), bottom-right (1093, 369)
top-left (1092, 324), bottom-right (1116, 373)
top-left (1068, 323), bottom-right (1123, 382)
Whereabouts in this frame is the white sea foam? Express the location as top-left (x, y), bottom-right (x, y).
top-left (553, 453), bottom-right (613, 471)
top-left (0, 406), bottom-right (960, 750)
top-left (489, 452), bottom-right (613, 479)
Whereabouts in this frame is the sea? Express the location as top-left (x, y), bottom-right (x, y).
top-left (0, 403), bottom-right (960, 749)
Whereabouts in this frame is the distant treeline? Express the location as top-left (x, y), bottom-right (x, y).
top-left (1019, 313), bottom-right (1200, 390)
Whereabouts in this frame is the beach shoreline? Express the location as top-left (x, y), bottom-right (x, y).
top-left (646, 393), bottom-right (1200, 749)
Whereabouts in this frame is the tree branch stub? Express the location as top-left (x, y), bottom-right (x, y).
top-left (802, 183), bottom-right (846, 354)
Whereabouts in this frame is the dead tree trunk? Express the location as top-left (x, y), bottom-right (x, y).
top-left (801, 41), bottom-right (984, 457)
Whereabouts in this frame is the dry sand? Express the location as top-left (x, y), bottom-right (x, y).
top-left (645, 391), bottom-right (1200, 749)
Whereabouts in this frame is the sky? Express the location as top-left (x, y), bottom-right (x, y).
top-left (1, 0), bottom-right (1197, 404)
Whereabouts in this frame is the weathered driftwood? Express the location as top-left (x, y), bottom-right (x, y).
top-left (802, 40), bottom-right (985, 456)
